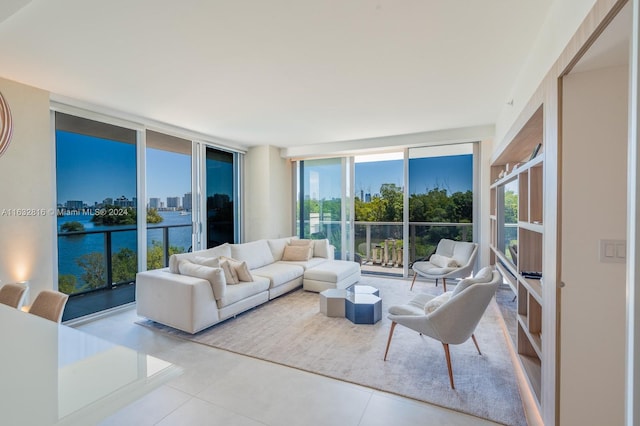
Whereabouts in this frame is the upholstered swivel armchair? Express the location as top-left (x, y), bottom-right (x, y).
top-left (410, 239), bottom-right (478, 291)
top-left (384, 268), bottom-right (502, 388)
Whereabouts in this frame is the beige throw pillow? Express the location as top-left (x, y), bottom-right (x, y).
top-left (219, 260), bottom-right (239, 284)
top-left (282, 244), bottom-right (313, 261)
top-left (219, 256), bottom-right (254, 282)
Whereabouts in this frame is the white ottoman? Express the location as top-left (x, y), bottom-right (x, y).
top-left (303, 260), bottom-right (361, 292)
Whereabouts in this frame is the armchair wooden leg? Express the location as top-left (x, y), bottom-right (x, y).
top-left (442, 278), bottom-right (447, 292)
top-left (410, 273), bottom-right (418, 290)
top-left (471, 333), bottom-right (482, 355)
top-left (384, 322), bottom-right (397, 361)
top-left (442, 343), bottom-right (455, 389)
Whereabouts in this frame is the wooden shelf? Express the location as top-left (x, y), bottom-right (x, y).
top-left (490, 102), bottom-right (544, 409)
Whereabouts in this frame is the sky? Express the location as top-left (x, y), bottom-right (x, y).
top-left (307, 154), bottom-right (473, 200)
top-left (57, 131), bottom-right (192, 205)
top-left (57, 130), bottom-right (472, 205)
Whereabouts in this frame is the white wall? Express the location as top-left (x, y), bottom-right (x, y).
top-left (560, 64), bottom-right (628, 425)
top-left (495, 0), bottom-right (598, 146)
top-left (244, 145), bottom-right (292, 241)
top-left (0, 77), bottom-right (55, 304)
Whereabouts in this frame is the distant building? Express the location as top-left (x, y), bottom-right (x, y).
top-left (365, 193), bottom-right (371, 202)
top-left (65, 200), bottom-right (83, 210)
top-left (114, 196), bottom-right (134, 208)
top-left (103, 197), bottom-right (113, 205)
top-left (166, 197), bottom-right (180, 210)
top-left (149, 198), bottom-right (161, 209)
top-left (182, 192), bottom-right (192, 211)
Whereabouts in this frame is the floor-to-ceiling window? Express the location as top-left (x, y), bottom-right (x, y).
top-left (354, 152), bottom-right (404, 275)
top-left (295, 143), bottom-right (476, 277)
top-left (408, 144), bottom-right (474, 269)
top-left (55, 112), bottom-right (139, 320)
top-left (146, 131), bottom-right (193, 268)
top-left (205, 147), bottom-right (237, 247)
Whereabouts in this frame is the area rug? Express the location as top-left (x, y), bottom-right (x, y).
top-left (136, 276), bottom-right (526, 426)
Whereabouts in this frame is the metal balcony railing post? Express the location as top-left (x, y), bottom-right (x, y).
top-left (105, 230), bottom-right (113, 288)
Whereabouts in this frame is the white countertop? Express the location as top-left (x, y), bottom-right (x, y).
top-left (0, 304), bottom-right (181, 425)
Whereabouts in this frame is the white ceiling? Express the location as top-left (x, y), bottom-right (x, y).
top-left (0, 0), bottom-right (555, 148)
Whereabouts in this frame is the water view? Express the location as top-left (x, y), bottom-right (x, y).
top-left (57, 210), bottom-right (192, 293)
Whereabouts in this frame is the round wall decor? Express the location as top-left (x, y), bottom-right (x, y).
top-left (0, 91), bottom-right (13, 158)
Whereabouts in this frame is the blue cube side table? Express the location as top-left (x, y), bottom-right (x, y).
top-left (345, 293), bottom-right (382, 324)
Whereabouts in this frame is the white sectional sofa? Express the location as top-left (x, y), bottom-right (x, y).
top-left (136, 237), bottom-right (361, 333)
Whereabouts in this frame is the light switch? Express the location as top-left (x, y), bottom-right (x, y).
top-left (605, 244), bottom-right (615, 257)
top-left (600, 239), bottom-right (626, 263)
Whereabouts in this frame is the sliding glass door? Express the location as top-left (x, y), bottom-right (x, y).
top-left (55, 112), bottom-right (138, 320)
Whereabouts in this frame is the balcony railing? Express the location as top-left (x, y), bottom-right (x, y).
top-left (58, 223), bottom-right (191, 297)
top-left (299, 219), bottom-right (473, 275)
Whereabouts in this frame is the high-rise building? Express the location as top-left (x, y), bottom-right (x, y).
top-left (65, 200), bottom-right (83, 210)
top-left (114, 196), bottom-right (134, 208)
top-left (166, 197), bottom-right (180, 209)
top-left (103, 197), bottom-right (113, 206)
top-left (149, 198), bottom-right (161, 209)
top-left (182, 192), bottom-right (192, 211)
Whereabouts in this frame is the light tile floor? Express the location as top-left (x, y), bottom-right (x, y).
top-left (75, 305), bottom-right (502, 426)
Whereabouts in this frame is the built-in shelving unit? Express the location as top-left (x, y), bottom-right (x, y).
top-left (489, 105), bottom-right (544, 404)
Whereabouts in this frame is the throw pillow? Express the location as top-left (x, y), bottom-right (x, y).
top-left (430, 254), bottom-right (459, 268)
top-left (219, 256), bottom-right (254, 282)
top-left (424, 292), bottom-right (453, 314)
top-left (219, 260), bottom-right (240, 284)
top-left (451, 266), bottom-right (494, 296)
top-left (282, 244), bottom-right (313, 261)
top-left (177, 260), bottom-right (226, 301)
top-left (290, 239), bottom-right (313, 255)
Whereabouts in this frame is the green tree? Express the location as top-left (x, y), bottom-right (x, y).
top-left (60, 221), bottom-right (85, 233)
top-left (112, 248), bottom-right (137, 283)
top-left (58, 274), bottom-right (79, 294)
top-left (146, 208), bottom-right (163, 224)
top-left (147, 240), bottom-right (186, 270)
top-left (91, 205), bottom-right (164, 226)
top-left (77, 252), bottom-right (106, 289)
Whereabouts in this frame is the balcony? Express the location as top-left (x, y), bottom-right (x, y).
top-left (58, 222), bottom-right (191, 321)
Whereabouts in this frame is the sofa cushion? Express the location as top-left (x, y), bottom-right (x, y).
top-left (177, 260), bottom-right (226, 301)
top-left (282, 244), bottom-right (313, 261)
top-left (168, 243), bottom-right (231, 273)
top-left (251, 262), bottom-right (305, 288)
top-left (230, 240), bottom-right (275, 270)
top-left (267, 237), bottom-right (292, 261)
top-left (218, 279), bottom-right (270, 308)
top-left (303, 260), bottom-right (360, 283)
top-left (220, 256), bottom-right (254, 282)
top-left (278, 257), bottom-right (327, 270)
top-left (192, 256), bottom-right (220, 268)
